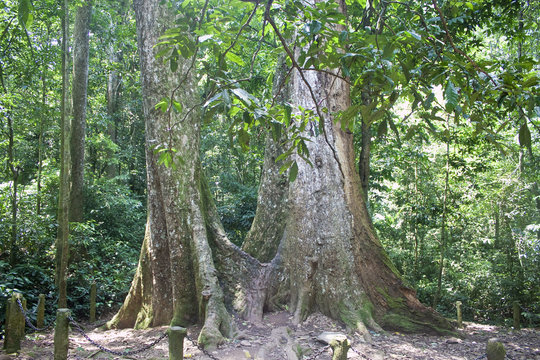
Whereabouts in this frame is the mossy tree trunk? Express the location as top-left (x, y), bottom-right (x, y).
top-left (112, 0), bottom-right (452, 349)
top-left (108, 0), bottom-right (247, 348)
top-left (243, 0), bottom-right (452, 336)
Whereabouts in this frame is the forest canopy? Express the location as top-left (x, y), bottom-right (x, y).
top-left (0, 0), bottom-right (539, 342)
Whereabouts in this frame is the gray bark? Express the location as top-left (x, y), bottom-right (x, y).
top-left (56, 0), bottom-right (70, 309)
top-left (242, 56), bottom-right (290, 262)
top-left (112, 0), bottom-right (453, 347)
top-left (69, 1), bottom-right (92, 222)
top-left (109, 0), bottom-right (242, 348)
top-left (244, 0), bottom-right (452, 335)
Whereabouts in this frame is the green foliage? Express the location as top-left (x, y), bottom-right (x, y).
top-left (202, 116), bottom-right (262, 246)
top-left (67, 219), bottom-right (141, 319)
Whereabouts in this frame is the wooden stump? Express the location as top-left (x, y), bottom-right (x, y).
top-left (89, 282), bottom-right (96, 323)
top-left (3, 293), bottom-right (25, 353)
top-left (317, 332), bottom-right (350, 360)
top-left (37, 294), bottom-right (46, 329)
top-left (456, 301), bottom-right (462, 328)
top-left (486, 338), bottom-right (505, 360)
top-left (168, 326), bottom-right (187, 360)
top-left (512, 301), bottom-right (520, 330)
top-left (54, 309), bottom-right (70, 360)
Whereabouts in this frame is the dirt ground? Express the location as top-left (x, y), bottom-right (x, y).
top-left (2, 311), bottom-right (539, 359)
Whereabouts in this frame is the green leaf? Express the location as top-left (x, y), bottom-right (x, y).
top-left (424, 92), bottom-right (435, 109)
top-left (271, 121), bottom-right (282, 141)
top-left (226, 52), bottom-right (245, 66)
top-left (198, 34), bottom-right (213, 42)
top-left (279, 160), bottom-right (294, 174)
top-left (405, 30), bottom-right (421, 41)
top-left (338, 31), bottom-right (349, 45)
top-left (155, 98), bottom-right (168, 112)
top-left (284, 105), bottom-right (292, 127)
top-left (18, 0), bottom-right (34, 28)
top-left (289, 162), bottom-right (299, 182)
top-left (172, 100), bottom-right (182, 113)
top-left (231, 88), bottom-right (254, 106)
top-left (522, 75), bottom-right (539, 89)
top-left (518, 122), bottom-right (531, 148)
top-left (377, 119), bottom-right (387, 138)
top-left (305, 20), bottom-right (322, 35)
top-left (170, 49), bottom-right (179, 72)
top-left (338, 104), bottom-right (360, 131)
top-left (155, 47), bottom-right (170, 59)
top-left (238, 129), bottom-right (250, 150)
top-left (243, 111), bottom-right (252, 125)
top-left (444, 80), bottom-right (459, 112)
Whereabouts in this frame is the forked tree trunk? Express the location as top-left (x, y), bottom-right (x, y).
top-left (111, 0), bottom-right (452, 349)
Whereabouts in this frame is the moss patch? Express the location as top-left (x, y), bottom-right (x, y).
top-left (376, 286), bottom-right (405, 311)
top-left (381, 312), bottom-right (456, 336)
top-left (338, 297), bottom-right (375, 330)
top-left (134, 304), bottom-right (153, 329)
top-left (381, 313), bottom-right (422, 333)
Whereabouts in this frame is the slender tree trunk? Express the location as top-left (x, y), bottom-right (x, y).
top-left (7, 113), bottom-right (19, 267)
top-left (433, 130), bottom-right (450, 309)
top-left (532, 182), bottom-right (540, 241)
top-left (37, 66), bottom-right (46, 215)
top-left (69, 0), bottom-right (92, 222)
top-left (413, 151), bottom-right (419, 277)
top-left (105, 1), bottom-right (128, 178)
top-left (56, 0), bottom-right (71, 308)
top-left (105, 41), bottom-right (120, 178)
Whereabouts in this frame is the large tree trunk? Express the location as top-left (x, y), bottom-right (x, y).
top-left (243, 0), bottom-right (452, 336)
top-left (108, 0), bottom-right (248, 348)
top-left (69, 0), bottom-right (92, 222)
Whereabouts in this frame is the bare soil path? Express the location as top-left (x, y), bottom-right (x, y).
top-left (2, 311), bottom-right (539, 359)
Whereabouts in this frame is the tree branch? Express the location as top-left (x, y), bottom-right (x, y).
top-left (431, 0), bottom-right (497, 86)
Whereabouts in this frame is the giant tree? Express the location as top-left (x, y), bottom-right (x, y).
top-left (108, 0), bottom-right (452, 349)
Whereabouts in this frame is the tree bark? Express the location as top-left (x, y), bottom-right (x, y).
top-left (69, 0), bottom-right (92, 222)
top-left (242, 56), bottom-right (290, 263)
top-left (358, 118), bottom-right (371, 201)
top-left (433, 125), bottom-right (450, 309)
top-left (37, 65), bottom-right (46, 215)
top-left (108, 0), bottom-right (242, 348)
top-left (56, 0), bottom-right (70, 309)
top-left (112, 0), bottom-right (453, 347)
top-left (7, 112), bottom-right (19, 267)
top-left (244, 0), bottom-right (452, 336)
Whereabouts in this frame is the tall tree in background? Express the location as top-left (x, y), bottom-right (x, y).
top-left (69, 0), bottom-right (91, 222)
top-left (56, 0), bottom-right (71, 308)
